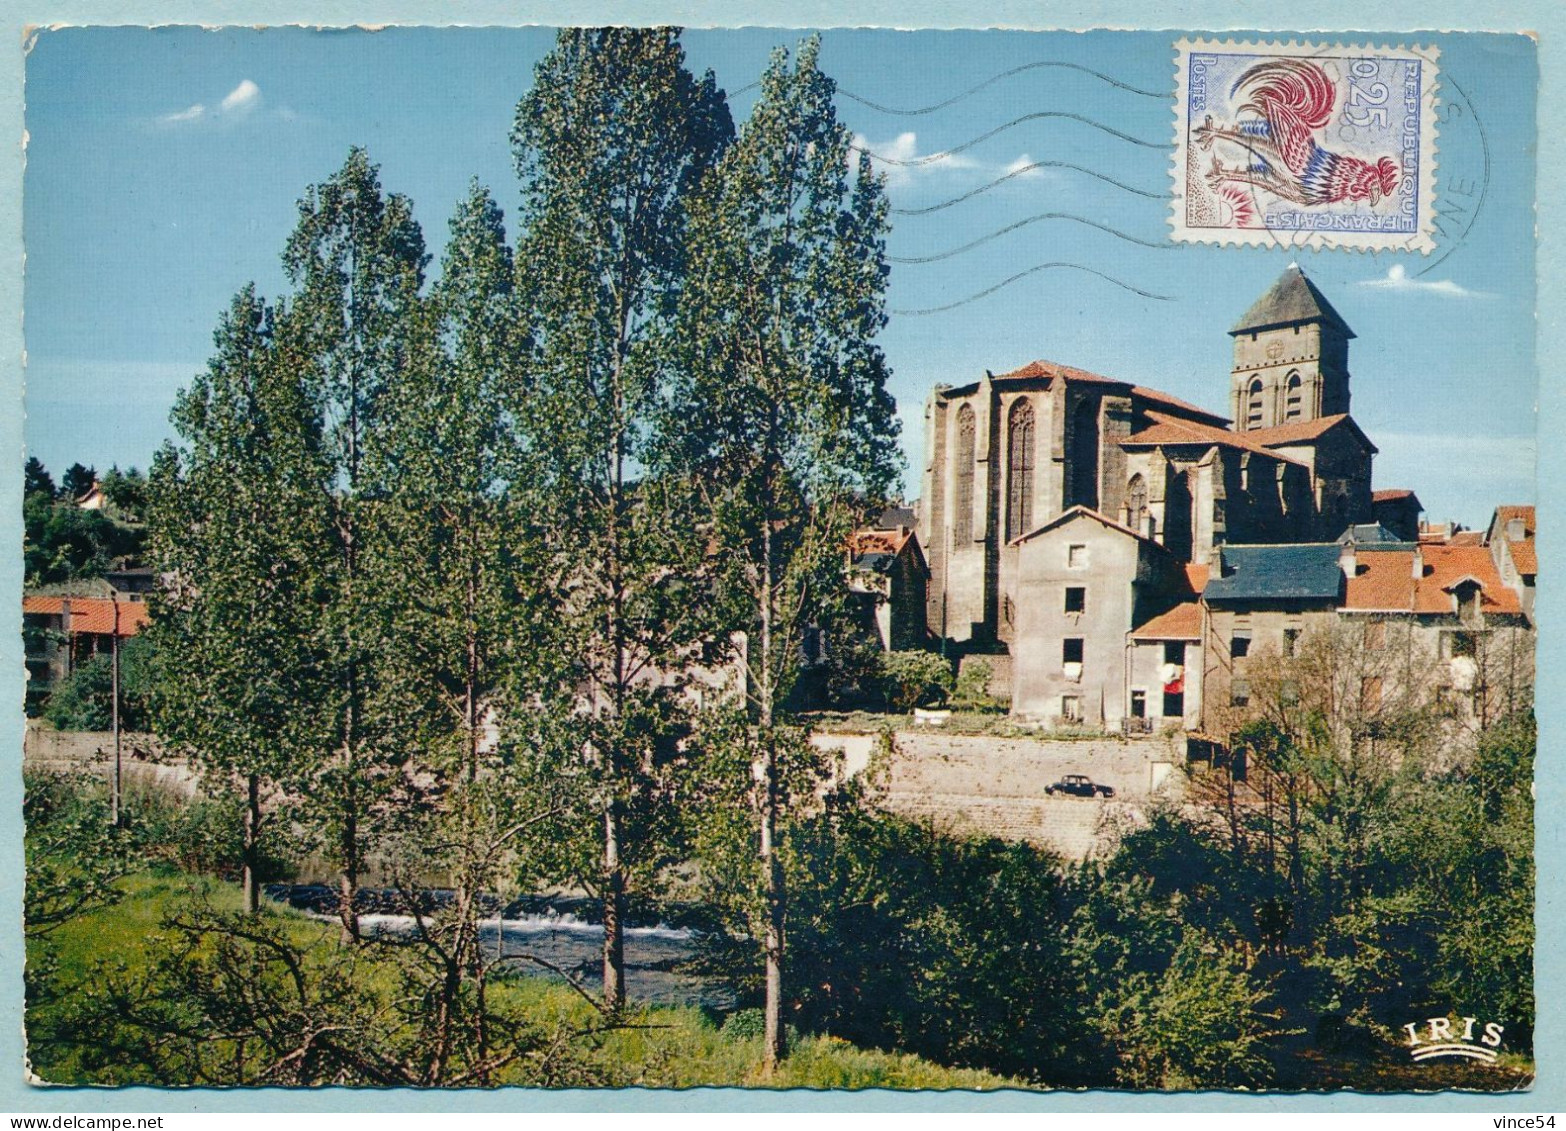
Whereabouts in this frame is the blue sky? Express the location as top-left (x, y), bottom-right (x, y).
top-left (22, 26), bottom-right (1537, 528)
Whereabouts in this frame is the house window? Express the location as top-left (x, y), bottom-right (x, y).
top-left (1006, 398), bottom-right (1035, 540)
top-left (1163, 641), bottom-right (1185, 666)
top-left (1061, 695), bottom-right (1082, 722)
top-left (1231, 629), bottom-right (1252, 659)
top-left (1361, 676), bottom-right (1383, 712)
top-left (1231, 678), bottom-right (1250, 707)
top-left (953, 404), bottom-right (976, 545)
top-left (1130, 690), bottom-right (1147, 718)
top-left (1064, 586), bottom-right (1086, 614)
top-left (1284, 628), bottom-right (1301, 657)
top-left (1063, 638), bottom-right (1084, 664)
top-left (1281, 679), bottom-right (1300, 706)
top-left (1067, 543), bottom-right (1087, 569)
top-left (1364, 620), bottom-right (1385, 650)
top-left (1449, 631), bottom-right (1477, 658)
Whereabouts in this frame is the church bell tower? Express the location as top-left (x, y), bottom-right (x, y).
top-left (1229, 265), bottom-right (1355, 432)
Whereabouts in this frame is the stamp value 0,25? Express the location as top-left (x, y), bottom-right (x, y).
top-left (1172, 38), bottom-right (1439, 252)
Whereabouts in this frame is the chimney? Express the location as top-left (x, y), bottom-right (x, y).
top-left (1411, 546), bottom-right (1424, 579)
top-left (1339, 539), bottom-right (1357, 579)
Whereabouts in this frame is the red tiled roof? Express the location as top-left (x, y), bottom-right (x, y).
top-left (1132, 601), bottom-right (1203, 640)
top-left (1183, 563), bottom-right (1209, 594)
top-left (992, 360), bottom-right (1229, 425)
top-left (849, 528), bottom-right (915, 557)
top-left (1493, 505), bottom-right (1536, 575)
top-left (1124, 411), bottom-right (1307, 465)
top-left (1342, 550), bottom-right (1417, 611)
top-left (1341, 545), bottom-right (1522, 615)
top-left (995, 359), bottom-right (1119, 384)
top-left (21, 595), bottom-right (149, 636)
top-left (1372, 488), bottom-right (1417, 503)
top-left (1245, 413), bottom-right (1378, 453)
top-left (1496, 504), bottom-right (1535, 529)
top-left (1417, 545), bottom-right (1521, 614)
top-left (1450, 531), bottom-right (1485, 547)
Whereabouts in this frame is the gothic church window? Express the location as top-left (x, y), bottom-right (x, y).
top-left (1006, 398), bottom-right (1035, 539)
top-left (1126, 473), bottom-right (1148, 533)
top-left (953, 405), bottom-right (976, 545)
top-left (1285, 371), bottom-right (1303, 421)
top-left (1068, 399), bottom-right (1099, 510)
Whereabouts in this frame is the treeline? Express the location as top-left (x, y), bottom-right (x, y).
top-left (23, 458), bottom-right (147, 585)
top-left (26, 700), bottom-right (1533, 1088)
top-left (134, 27), bottom-right (895, 1076)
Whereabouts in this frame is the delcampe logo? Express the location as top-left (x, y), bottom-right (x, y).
top-left (1402, 1015), bottom-right (1505, 1063)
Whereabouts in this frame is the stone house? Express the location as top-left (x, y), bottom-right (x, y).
top-left (1010, 507), bottom-right (1191, 727)
top-left (847, 523), bottom-right (930, 652)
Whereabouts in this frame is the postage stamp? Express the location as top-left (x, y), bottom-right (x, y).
top-left (1172, 38), bottom-right (1440, 251)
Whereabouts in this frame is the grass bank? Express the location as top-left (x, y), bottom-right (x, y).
top-left (27, 868), bottom-right (1025, 1091)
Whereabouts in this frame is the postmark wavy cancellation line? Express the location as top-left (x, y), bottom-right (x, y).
top-left (1172, 38), bottom-right (1440, 252)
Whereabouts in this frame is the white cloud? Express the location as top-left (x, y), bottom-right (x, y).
top-left (1358, 264), bottom-right (1485, 298)
top-left (159, 79), bottom-right (263, 127)
top-left (1003, 154), bottom-right (1047, 181)
top-left (220, 79), bottom-right (260, 113)
top-left (854, 131), bottom-right (1038, 190)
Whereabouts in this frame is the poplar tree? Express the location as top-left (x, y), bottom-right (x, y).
top-left (365, 182), bottom-right (588, 1084)
top-left (669, 37), bottom-right (900, 1070)
top-left (147, 287), bottom-right (333, 914)
top-left (509, 27), bottom-right (733, 1013)
top-left (281, 148), bottom-right (429, 942)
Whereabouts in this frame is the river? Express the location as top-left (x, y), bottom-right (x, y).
top-left (264, 884), bottom-right (734, 1010)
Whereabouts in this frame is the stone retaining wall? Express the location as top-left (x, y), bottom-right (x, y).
top-left (812, 728), bottom-right (1184, 860)
top-left (22, 724), bottom-right (197, 796)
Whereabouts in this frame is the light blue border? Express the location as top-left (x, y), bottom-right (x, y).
top-left (2, 0), bottom-right (1559, 1114)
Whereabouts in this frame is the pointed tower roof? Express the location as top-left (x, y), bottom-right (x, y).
top-left (1230, 265), bottom-right (1355, 338)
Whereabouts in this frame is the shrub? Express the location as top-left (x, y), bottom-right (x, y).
top-left (950, 659), bottom-right (1002, 711)
top-left (877, 651), bottom-right (953, 712)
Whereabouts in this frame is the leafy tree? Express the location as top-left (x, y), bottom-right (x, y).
top-left (25, 456), bottom-right (56, 499)
top-left (509, 26), bottom-right (733, 1013)
top-left (147, 286), bottom-right (333, 914)
top-left (99, 466), bottom-right (148, 522)
top-left (42, 636), bottom-right (155, 732)
top-left (280, 147), bottom-right (428, 941)
top-left (877, 650), bottom-right (953, 712)
top-left (24, 498), bottom-right (143, 585)
top-left (1092, 929), bottom-right (1275, 1089)
top-left (669, 36), bottom-right (899, 1067)
top-left (365, 181), bottom-right (593, 1069)
top-left (62, 462), bottom-right (96, 500)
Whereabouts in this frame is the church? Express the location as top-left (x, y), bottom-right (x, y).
top-left (914, 265), bottom-right (1454, 729)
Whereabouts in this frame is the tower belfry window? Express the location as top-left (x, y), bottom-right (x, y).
top-left (1247, 378), bottom-right (1265, 429)
top-left (1285, 371), bottom-right (1303, 422)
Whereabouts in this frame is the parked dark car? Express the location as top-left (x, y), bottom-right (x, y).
top-left (1045, 773), bottom-right (1115, 799)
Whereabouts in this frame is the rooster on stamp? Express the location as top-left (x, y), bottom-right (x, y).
top-left (1172, 38), bottom-right (1440, 252)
